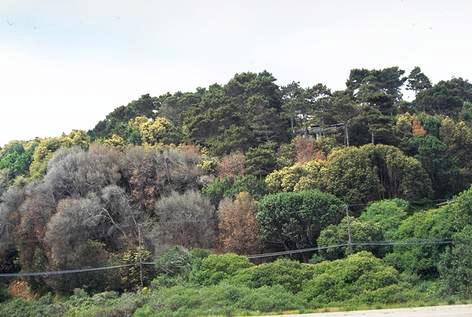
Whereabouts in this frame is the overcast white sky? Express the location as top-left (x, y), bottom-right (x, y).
top-left (1, 0), bottom-right (471, 146)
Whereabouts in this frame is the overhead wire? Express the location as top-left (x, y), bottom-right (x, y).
top-left (0, 238), bottom-right (454, 277)
top-left (0, 197), bottom-right (459, 276)
top-left (246, 239), bottom-right (453, 259)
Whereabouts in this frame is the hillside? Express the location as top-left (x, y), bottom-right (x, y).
top-left (1, 67), bottom-right (472, 316)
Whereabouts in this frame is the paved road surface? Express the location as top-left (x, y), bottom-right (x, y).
top-left (268, 304), bottom-right (472, 317)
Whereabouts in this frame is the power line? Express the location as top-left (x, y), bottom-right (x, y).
top-left (0, 238), bottom-right (453, 277)
top-left (0, 263), bottom-right (154, 278)
top-left (0, 198), bottom-right (458, 278)
top-left (247, 244), bottom-right (347, 260)
top-left (246, 239), bottom-right (453, 259)
top-left (346, 198), bottom-right (450, 208)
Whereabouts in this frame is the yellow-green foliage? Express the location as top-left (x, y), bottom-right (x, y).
top-left (266, 144), bottom-right (432, 205)
top-left (266, 160), bottom-right (325, 192)
top-left (29, 130), bottom-right (90, 179)
top-left (190, 253), bottom-right (254, 286)
top-left (295, 160), bottom-right (326, 191)
top-left (29, 137), bottom-right (63, 179)
top-left (62, 130), bottom-right (90, 148)
top-left (102, 134), bottom-right (126, 147)
top-left (301, 252), bottom-right (407, 305)
top-left (198, 158), bottom-right (217, 174)
top-left (129, 116), bottom-right (177, 145)
top-left (395, 112), bottom-right (415, 138)
top-left (120, 247), bottom-right (155, 291)
top-left (231, 258), bottom-right (316, 293)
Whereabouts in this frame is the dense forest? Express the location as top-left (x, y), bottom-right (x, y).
top-left (1, 66), bottom-right (472, 316)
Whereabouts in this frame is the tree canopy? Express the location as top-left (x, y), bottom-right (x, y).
top-left (2, 65), bottom-right (472, 304)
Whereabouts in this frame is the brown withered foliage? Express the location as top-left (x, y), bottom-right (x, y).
top-left (294, 136), bottom-right (315, 163)
top-left (217, 192), bottom-right (260, 254)
top-left (123, 147), bottom-right (203, 213)
top-left (8, 280), bottom-right (35, 300)
top-left (216, 152), bottom-right (246, 178)
top-left (412, 118), bottom-right (427, 136)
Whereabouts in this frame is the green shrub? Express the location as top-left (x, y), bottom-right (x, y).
top-left (152, 247), bottom-right (211, 288)
top-left (301, 252), bottom-right (408, 305)
top-left (191, 253), bottom-right (253, 286)
top-left (317, 216), bottom-right (384, 260)
top-left (189, 248), bottom-right (212, 260)
top-left (322, 144), bottom-right (432, 206)
top-left (0, 289), bottom-right (149, 317)
top-left (134, 283), bottom-right (305, 317)
top-left (63, 291), bottom-right (147, 317)
top-left (410, 278), bottom-right (442, 301)
top-left (189, 248), bottom-right (212, 272)
top-left (151, 273), bottom-right (188, 289)
top-left (356, 284), bottom-right (412, 304)
top-left (385, 206), bottom-right (454, 276)
top-left (73, 288), bottom-right (89, 298)
top-left (232, 258), bottom-right (315, 293)
top-left (359, 199), bottom-right (409, 239)
top-left (405, 135), bottom-right (459, 199)
top-left (236, 285), bottom-right (305, 312)
top-left (155, 246), bottom-right (193, 276)
top-left (449, 186), bottom-right (472, 230)
top-left (0, 296), bottom-right (64, 317)
top-left (135, 284), bottom-right (245, 317)
top-left (439, 225), bottom-right (472, 297)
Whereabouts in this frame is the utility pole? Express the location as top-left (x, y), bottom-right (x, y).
top-left (137, 223), bottom-right (144, 288)
top-left (345, 205), bottom-right (353, 255)
top-left (344, 121), bottom-right (350, 146)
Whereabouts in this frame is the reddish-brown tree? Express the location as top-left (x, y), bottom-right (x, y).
top-left (216, 152), bottom-right (246, 178)
top-left (294, 136), bottom-right (315, 163)
top-left (217, 192), bottom-right (260, 254)
top-left (412, 118), bottom-right (427, 136)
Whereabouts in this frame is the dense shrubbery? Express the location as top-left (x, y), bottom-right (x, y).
top-left (439, 225), bottom-right (472, 297)
top-left (0, 290), bottom-right (148, 317)
top-left (301, 252), bottom-right (409, 305)
top-left (2, 67), bottom-right (472, 314)
top-left (384, 206), bottom-right (455, 276)
top-left (191, 253), bottom-right (253, 286)
top-left (317, 217), bottom-right (385, 260)
top-left (231, 258), bottom-right (315, 293)
top-left (358, 199), bottom-right (409, 239)
top-left (135, 284), bottom-right (304, 317)
top-left (0, 246), bottom-right (466, 316)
